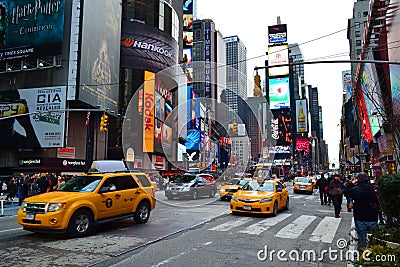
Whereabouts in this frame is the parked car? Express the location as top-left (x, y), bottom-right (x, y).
top-left (165, 173), bottom-right (217, 200)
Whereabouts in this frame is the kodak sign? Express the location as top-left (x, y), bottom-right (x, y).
top-left (143, 71), bottom-right (155, 152)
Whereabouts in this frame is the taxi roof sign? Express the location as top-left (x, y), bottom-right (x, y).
top-left (89, 160), bottom-right (128, 173)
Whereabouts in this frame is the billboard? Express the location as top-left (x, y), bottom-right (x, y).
top-left (342, 70), bottom-right (352, 102)
top-left (268, 44), bottom-right (289, 76)
top-left (268, 24), bottom-right (287, 44)
top-left (143, 71), bottom-right (155, 152)
top-left (295, 99), bottom-right (308, 133)
top-left (79, 0), bottom-right (121, 114)
top-left (270, 109), bottom-right (292, 146)
top-left (0, 86), bottom-right (66, 148)
top-left (0, 0), bottom-right (65, 61)
top-left (269, 77), bottom-right (290, 109)
top-left (204, 22), bottom-right (212, 98)
top-left (121, 21), bottom-right (179, 73)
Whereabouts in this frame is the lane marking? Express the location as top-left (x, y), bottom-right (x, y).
top-left (275, 215), bottom-right (316, 239)
top-left (208, 217), bottom-right (253, 231)
top-left (239, 213), bottom-right (292, 235)
top-left (309, 216), bottom-right (342, 243)
top-left (0, 227), bottom-right (23, 233)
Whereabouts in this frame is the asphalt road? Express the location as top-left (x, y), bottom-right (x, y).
top-left (0, 184), bottom-right (355, 267)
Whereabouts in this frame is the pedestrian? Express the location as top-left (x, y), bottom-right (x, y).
top-left (329, 173), bottom-right (344, 218)
top-left (326, 174), bottom-right (333, 206)
top-left (37, 174), bottom-right (49, 194)
top-left (344, 176), bottom-right (356, 212)
top-left (6, 176), bottom-right (17, 201)
top-left (316, 175), bottom-right (328, 205)
top-left (17, 174), bottom-right (25, 205)
top-left (344, 172), bottom-right (379, 250)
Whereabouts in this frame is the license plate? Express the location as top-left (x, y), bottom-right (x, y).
top-left (26, 214), bottom-right (35, 220)
top-left (243, 205), bottom-right (251, 210)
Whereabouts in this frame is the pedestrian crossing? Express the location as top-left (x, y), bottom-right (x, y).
top-left (207, 213), bottom-right (347, 244)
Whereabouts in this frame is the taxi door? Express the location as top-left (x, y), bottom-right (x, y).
top-left (95, 177), bottom-right (125, 219)
top-left (116, 175), bottom-right (141, 214)
top-left (275, 182), bottom-right (285, 209)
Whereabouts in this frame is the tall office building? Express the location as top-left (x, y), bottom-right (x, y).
top-left (289, 43), bottom-right (306, 100)
top-left (224, 35), bottom-right (248, 120)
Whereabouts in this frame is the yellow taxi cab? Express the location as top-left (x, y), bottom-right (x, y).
top-left (219, 177), bottom-right (252, 200)
top-left (230, 180), bottom-right (289, 216)
top-left (293, 176), bottom-right (314, 194)
top-left (17, 166), bottom-right (156, 237)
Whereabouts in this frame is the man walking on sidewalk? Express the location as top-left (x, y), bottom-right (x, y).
top-left (329, 173), bottom-right (344, 218)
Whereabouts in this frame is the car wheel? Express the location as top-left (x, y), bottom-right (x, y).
top-left (192, 190), bottom-right (198, 199)
top-left (232, 211), bottom-right (239, 216)
top-left (166, 194), bottom-right (174, 200)
top-left (284, 197), bottom-right (289, 210)
top-left (272, 201), bottom-right (278, 217)
top-left (209, 188), bottom-right (216, 197)
top-left (133, 201), bottom-right (150, 224)
top-left (68, 209), bottom-right (93, 237)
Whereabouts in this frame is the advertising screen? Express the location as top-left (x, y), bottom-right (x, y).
top-left (268, 45), bottom-right (289, 76)
top-left (268, 24), bottom-right (287, 44)
top-left (342, 70), bottom-right (352, 102)
top-left (0, 86), bottom-right (66, 149)
top-left (0, 0), bottom-right (65, 61)
top-left (79, 0), bottom-right (121, 114)
top-left (269, 77), bottom-right (290, 109)
top-left (143, 71), bottom-right (155, 153)
top-left (295, 99), bottom-right (308, 133)
top-left (270, 109), bottom-right (292, 146)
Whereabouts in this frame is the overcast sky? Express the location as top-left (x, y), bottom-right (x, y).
top-left (196, 0), bottom-right (356, 166)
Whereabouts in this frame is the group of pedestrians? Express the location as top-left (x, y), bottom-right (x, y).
top-left (1, 173), bottom-right (67, 205)
top-left (316, 172), bottom-right (382, 251)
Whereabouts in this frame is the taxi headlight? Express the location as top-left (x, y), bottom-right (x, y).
top-left (260, 198), bottom-right (273, 203)
top-left (22, 202), bottom-right (27, 212)
top-left (231, 195), bottom-right (238, 202)
top-left (47, 203), bottom-right (65, 212)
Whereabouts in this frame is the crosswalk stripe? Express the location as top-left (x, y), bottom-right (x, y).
top-left (309, 216), bottom-right (342, 243)
top-left (275, 215), bottom-right (316, 239)
top-left (238, 213), bottom-right (292, 235)
top-left (291, 195), bottom-right (305, 199)
top-left (208, 217), bottom-right (253, 231)
top-left (305, 196), bottom-right (315, 200)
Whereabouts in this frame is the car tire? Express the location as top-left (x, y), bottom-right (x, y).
top-left (68, 209), bottom-right (93, 237)
top-left (232, 211), bottom-right (239, 216)
top-left (209, 188), bottom-right (216, 197)
top-left (284, 197), bottom-right (289, 210)
top-left (166, 195), bottom-right (174, 200)
top-left (192, 190), bottom-right (198, 200)
top-left (133, 201), bottom-right (150, 224)
top-left (272, 201), bottom-right (278, 217)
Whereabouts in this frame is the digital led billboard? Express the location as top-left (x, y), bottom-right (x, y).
top-left (0, 0), bottom-right (65, 61)
top-left (270, 109), bottom-right (292, 146)
top-left (295, 99), bottom-right (308, 133)
top-left (268, 45), bottom-right (289, 76)
top-left (268, 24), bottom-right (287, 44)
top-left (269, 77), bottom-right (290, 109)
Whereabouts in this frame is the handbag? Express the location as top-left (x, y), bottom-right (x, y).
top-left (324, 185), bottom-right (328, 191)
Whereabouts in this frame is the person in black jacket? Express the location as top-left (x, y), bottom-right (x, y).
top-left (329, 174), bottom-right (344, 218)
top-left (344, 172), bottom-right (379, 250)
top-left (316, 176), bottom-right (328, 205)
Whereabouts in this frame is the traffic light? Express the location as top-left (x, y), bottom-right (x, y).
top-left (253, 72), bottom-right (262, 96)
top-left (232, 122), bottom-right (238, 135)
top-left (99, 114), bottom-right (109, 132)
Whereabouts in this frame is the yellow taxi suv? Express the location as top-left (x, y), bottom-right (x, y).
top-left (293, 177), bottom-right (314, 194)
top-left (219, 178), bottom-right (251, 201)
top-left (230, 180), bottom-right (289, 216)
top-left (17, 171), bottom-right (156, 237)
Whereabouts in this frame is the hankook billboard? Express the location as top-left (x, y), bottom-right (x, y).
top-left (121, 21), bottom-right (179, 74)
top-left (0, 0), bottom-right (65, 61)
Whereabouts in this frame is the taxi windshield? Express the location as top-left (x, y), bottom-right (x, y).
top-left (58, 176), bottom-right (102, 192)
top-left (295, 177), bottom-right (312, 183)
top-left (242, 181), bottom-right (274, 192)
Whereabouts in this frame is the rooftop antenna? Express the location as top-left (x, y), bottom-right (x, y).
top-left (277, 16), bottom-right (281, 24)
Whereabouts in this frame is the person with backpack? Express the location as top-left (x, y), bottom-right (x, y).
top-left (344, 172), bottom-right (379, 250)
top-left (329, 173), bottom-right (344, 218)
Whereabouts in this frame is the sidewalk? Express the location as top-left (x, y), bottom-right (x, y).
top-left (0, 198), bottom-right (20, 217)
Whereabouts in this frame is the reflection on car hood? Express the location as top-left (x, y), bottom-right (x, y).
top-left (23, 191), bottom-right (91, 203)
top-left (169, 182), bottom-right (193, 188)
top-left (294, 182), bottom-right (312, 186)
top-left (221, 184), bottom-right (241, 190)
top-left (235, 190), bottom-right (275, 199)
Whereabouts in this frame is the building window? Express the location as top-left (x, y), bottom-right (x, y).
top-left (356, 40), bottom-right (362, 46)
top-left (355, 31), bottom-right (361, 37)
